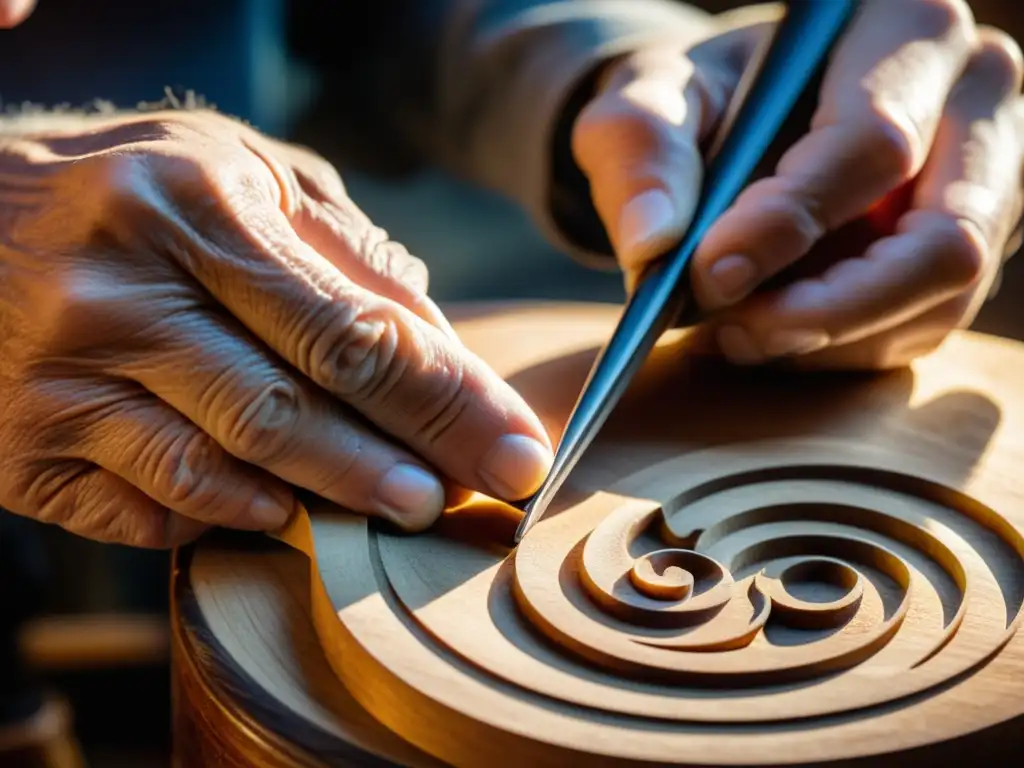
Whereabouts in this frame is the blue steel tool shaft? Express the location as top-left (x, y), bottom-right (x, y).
top-left (513, 0), bottom-right (860, 544)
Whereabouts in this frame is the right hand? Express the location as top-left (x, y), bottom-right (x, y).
top-left (573, 0), bottom-right (1023, 371)
top-left (0, 110), bottom-right (552, 547)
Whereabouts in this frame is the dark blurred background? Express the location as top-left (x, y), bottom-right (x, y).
top-left (0, 1), bottom-right (1021, 766)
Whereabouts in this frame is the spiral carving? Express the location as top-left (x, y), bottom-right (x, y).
top-left (376, 439), bottom-right (1024, 728)
top-left (292, 304), bottom-right (1024, 767)
top-left (503, 441), bottom-right (1024, 721)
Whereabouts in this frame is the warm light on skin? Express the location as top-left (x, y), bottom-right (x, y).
top-left (0, 0), bottom-right (37, 28)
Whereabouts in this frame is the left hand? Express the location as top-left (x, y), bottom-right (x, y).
top-left (571, 0), bottom-right (1024, 370)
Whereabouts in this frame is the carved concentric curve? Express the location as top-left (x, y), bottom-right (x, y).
top-left (195, 302), bottom-right (1024, 767)
top-left (502, 440), bottom-right (1024, 722)
top-left (313, 436), bottom-right (1024, 765)
top-left (374, 439), bottom-right (1024, 725)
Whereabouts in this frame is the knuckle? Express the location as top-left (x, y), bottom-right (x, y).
top-left (152, 151), bottom-right (234, 207)
top-left (20, 462), bottom-right (88, 524)
top-left (150, 144), bottom-right (276, 222)
top-left (395, 251), bottom-right (430, 294)
top-left (96, 151), bottom-right (165, 218)
top-left (972, 29), bottom-right (1024, 94)
top-left (412, 351), bottom-right (469, 445)
top-left (861, 114), bottom-right (920, 184)
top-left (149, 430), bottom-right (220, 509)
top-left (734, 177), bottom-right (829, 256)
top-left (305, 449), bottom-right (364, 504)
top-left (855, 2), bottom-right (974, 185)
top-left (572, 91), bottom-right (688, 173)
top-left (96, 149), bottom-right (233, 236)
top-left (23, 463), bottom-right (164, 546)
top-left (771, 190), bottom-right (830, 249)
top-left (314, 306), bottom-right (404, 400)
top-left (41, 266), bottom-right (108, 331)
top-left (908, 0), bottom-right (973, 39)
top-left (361, 228), bottom-right (430, 292)
top-left (30, 266), bottom-right (128, 353)
top-left (311, 159), bottom-right (346, 197)
top-left (226, 379), bottom-right (304, 464)
top-left (572, 98), bottom-right (621, 168)
top-left (938, 219), bottom-right (988, 288)
top-left (151, 150), bottom-right (219, 193)
top-left (292, 146), bottom-right (347, 197)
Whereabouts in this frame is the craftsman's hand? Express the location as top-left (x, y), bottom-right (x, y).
top-left (0, 110), bottom-right (552, 547)
top-left (573, 0), bottom-right (1024, 369)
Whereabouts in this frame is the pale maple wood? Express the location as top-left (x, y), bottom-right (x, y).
top-left (180, 300), bottom-right (1024, 767)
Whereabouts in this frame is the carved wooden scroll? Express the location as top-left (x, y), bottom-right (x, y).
top-left (184, 302), bottom-right (1024, 767)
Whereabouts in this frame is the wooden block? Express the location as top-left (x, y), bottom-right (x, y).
top-left (171, 301), bottom-right (1024, 767)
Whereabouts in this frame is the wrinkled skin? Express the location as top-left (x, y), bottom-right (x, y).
top-left (0, 110), bottom-right (553, 547)
top-left (575, 0), bottom-right (1024, 369)
top-left (3, 0), bottom-right (1023, 549)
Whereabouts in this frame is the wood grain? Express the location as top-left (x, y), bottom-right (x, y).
top-left (174, 300), bottom-right (1024, 767)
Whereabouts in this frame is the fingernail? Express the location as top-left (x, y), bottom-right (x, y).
top-left (717, 325), bottom-right (764, 366)
top-left (706, 254), bottom-right (757, 306)
top-left (479, 434), bottom-right (553, 500)
top-left (764, 330), bottom-right (830, 358)
top-left (619, 189), bottom-right (678, 259)
top-left (375, 464), bottom-right (446, 527)
top-left (250, 490), bottom-right (293, 529)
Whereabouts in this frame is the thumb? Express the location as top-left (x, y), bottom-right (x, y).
top-left (572, 50), bottom-right (714, 288)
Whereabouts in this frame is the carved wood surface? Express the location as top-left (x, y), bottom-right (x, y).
top-left (176, 301), bottom-right (1024, 767)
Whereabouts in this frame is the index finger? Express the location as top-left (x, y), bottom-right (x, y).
top-left (160, 161), bottom-right (553, 504)
top-left (690, 0), bottom-right (977, 311)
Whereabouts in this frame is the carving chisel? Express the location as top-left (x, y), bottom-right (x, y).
top-left (513, 0), bottom-right (860, 544)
